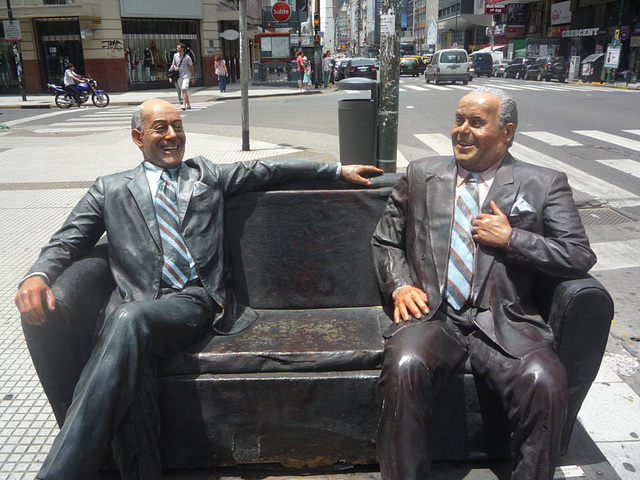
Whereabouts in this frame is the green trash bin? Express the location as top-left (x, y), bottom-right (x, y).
top-left (337, 78), bottom-right (378, 165)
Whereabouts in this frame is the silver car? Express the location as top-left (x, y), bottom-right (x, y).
top-left (425, 49), bottom-right (470, 85)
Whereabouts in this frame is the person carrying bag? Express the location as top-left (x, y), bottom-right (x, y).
top-left (214, 51), bottom-right (229, 93)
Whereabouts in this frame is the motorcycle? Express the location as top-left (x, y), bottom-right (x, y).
top-left (47, 77), bottom-right (110, 108)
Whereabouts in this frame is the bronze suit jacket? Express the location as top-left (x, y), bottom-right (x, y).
top-left (371, 153), bottom-right (597, 358)
top-left (27, 157), bottom-right (340, 334)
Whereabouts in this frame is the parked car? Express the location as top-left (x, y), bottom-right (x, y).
top-left (400, 57), bottom-right (420, 77)
top-left (334, 58), bottom-right (350, 82)
top-left (425, 49), bottom-right (470, 85)
top-left (491, 58), bottom-right (509, 77)
top-left (344, 58), bottom-right (378, 80)
top-left (469, 52), bottom-right (493, 77)
top-left (527, 56), bottom-right (569, 82)
top-left (503, 57), bottom-right (536, 79)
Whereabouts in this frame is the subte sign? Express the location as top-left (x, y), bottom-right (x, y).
top-left (272, 2), bottom-right (292, 22)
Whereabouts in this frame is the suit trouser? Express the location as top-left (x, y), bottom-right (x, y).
top-left (376, 305), bottom-right (568, 480)
top-left (37, 285), bottom-right (216, 480)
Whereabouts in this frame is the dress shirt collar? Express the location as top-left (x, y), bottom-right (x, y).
top-left (455, 157), bottom-right (502, 188)
top-left (143, 161), bottom-right (181, 194)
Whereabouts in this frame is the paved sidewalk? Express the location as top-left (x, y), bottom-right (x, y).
top-left (0, 85), bottom-right (639, 479)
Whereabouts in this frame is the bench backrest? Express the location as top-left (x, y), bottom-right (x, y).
top-left (224, 174), bottom-right (400, 310)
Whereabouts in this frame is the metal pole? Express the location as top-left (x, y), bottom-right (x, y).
top-left (377, 0), bottom-right (402, 173)
top-left (5, 0), bottom-right (27, 101)
top-left (239, 0), bottom-right (250, 151)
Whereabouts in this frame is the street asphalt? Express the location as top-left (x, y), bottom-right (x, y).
top-left (0, 80), bottom-right (639, 479)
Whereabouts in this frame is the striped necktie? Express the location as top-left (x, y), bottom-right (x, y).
top-left (155, 169), bottom-right (191, 289)
top-left (445, 173), bottom-right (480, 310)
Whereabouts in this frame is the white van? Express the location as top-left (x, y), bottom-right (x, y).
top-left (425, 49), bottom-right (470, 85)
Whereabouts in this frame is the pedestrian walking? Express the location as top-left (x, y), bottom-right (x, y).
top-left (322, 51), bottom-right (333, 88)
top-left (296, 50), bottom-right (305, 91)
top-left (169, 43), bottom-right (194, 110)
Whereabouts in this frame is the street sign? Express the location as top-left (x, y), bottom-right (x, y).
top-left (271, 2), bottom-right (292, 22)
top-left (3, 20), bottom-right (22, 42)
top-left (605, 45), bottom-right (621, 68)
top-left (485, 4), bottom-right (505, 15)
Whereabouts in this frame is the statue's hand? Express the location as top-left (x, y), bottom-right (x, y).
top-left (15, 276), bottom-right (56, 326)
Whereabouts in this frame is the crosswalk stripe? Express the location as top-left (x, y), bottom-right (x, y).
top-left (449, 85), bottom-right (474, 90)
top-left (51, 121), bottom-right (128, 126)
top-left (63, 118), bottom-right (129, 123)
top-left (33, 126), bottom-right (129, 133)
top-left (413, 132), bottom-right (640, 208)
top-left (520, 131), bottom-right (583, 146)
top-left (624, 130), bottom-right (640, 137)
top-left (405, 85), bottom-right (429, 91)
top-left (414, 133), bottom-right (452, 155)
top-left (423, 84), bottom-right (452, 91)
top-left (509, 142), bottom-right (640, 207)
top-left (597, 159), bottom-right (640, 179)
top-left (590, 239), bottom-right (640, 271)
top-left (574, 130), bottom-right (640, 153)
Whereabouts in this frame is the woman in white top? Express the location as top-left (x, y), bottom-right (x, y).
top-left (214, 51), bottom-right (228, 93)
top-left (169, 43), bottom-right (194, 110)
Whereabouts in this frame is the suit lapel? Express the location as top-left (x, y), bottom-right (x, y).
top-left (474, 153), bottom-right (520, 298)
top-left (177, 161), bottom-right (200, 224)
top-left (425, 160), bottom-right (457, 289)
top-left (127, 164), bottom-right (161, 249)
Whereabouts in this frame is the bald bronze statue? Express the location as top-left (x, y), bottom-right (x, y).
top-left (371, 87), bottom-right (596, 480)
top-left (16, 99), bottom-right (382, 480)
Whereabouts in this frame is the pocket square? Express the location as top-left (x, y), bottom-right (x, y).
top-left (510, 196), bottom-right (536, 216)
top-left (192, 181), bottom-right (210, 197)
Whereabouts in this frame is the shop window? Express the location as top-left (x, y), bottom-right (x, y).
top-left (44, 0), bottom-right (69, 4)
top-left (122, 18), bottom-right (201, 85)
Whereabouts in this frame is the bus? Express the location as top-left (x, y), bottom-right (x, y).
top-left (400, 42), bottom-right (416, 56)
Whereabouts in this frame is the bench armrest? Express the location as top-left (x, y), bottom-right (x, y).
top-left (21, 243), bottom-right (114, 425)
top-left (534, 275), bottom-right (614, 453)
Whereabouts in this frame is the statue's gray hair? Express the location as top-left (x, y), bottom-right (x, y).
top-left (469, 86), bottom-right (517, 147)
top-left (131, 104), bottom-right (144, 132)
top-left (472, 86), bottom-right (518, 130)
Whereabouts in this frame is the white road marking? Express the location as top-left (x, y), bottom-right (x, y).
top-left (2, 109), bottom-right (77, 126)
top-left (597, 159), bottom-right (640, 179)
top-left (414, 133), bottom-right (452, 155)
top-left (574, 130), bottom-right (640, 153)
top-left (510, 142), bottom-right (640, 207)
top-left (520, 131), bottom-right (583, 146)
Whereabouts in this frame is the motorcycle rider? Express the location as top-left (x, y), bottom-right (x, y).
top-left (63, 64), bottom-right (85, 108)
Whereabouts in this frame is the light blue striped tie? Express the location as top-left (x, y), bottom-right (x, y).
top-left (445, 173), bottom-right (480, 310)
top-left (155, 170), bottom-right (191, 289)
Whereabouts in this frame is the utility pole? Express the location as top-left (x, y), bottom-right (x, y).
top-left (5, 0), bottom-right (27, 101)
top-left (313, 0), bottom-right (321, 87)
top-left (239, 0), bottom-right (250, 150)
top-left (377, 0), bottom-right (403, 172)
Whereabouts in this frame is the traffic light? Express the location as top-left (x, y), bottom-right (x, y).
top-left (314, 34), bottom-right (321, 47)
top-left (313, 12), bottom-right (320, 32)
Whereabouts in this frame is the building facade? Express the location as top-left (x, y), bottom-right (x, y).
top-left (1, 0), bottom-right (262, 94)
